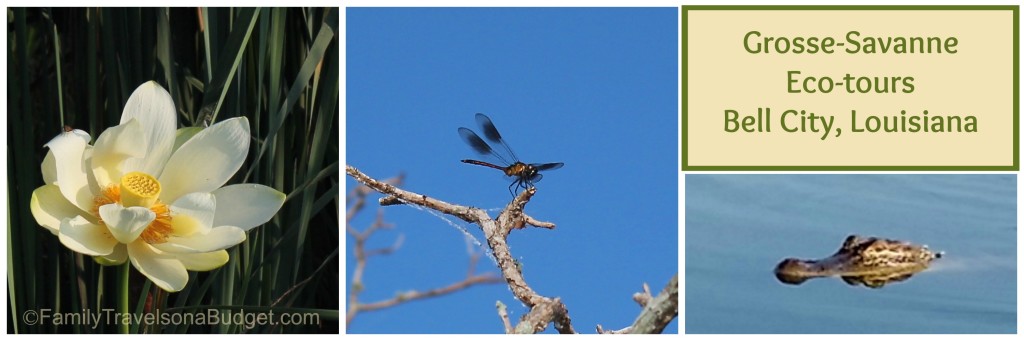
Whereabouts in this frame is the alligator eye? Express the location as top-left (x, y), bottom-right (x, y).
top-left (841, 235), bottom-right (860, 249)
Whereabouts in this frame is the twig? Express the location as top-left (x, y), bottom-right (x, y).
top-left (346, 165), bottom-right (577, 333)
top-left (345, 171), bottom-right (501, 327)
top-left (346, 173), bottom-right (403, 222)
top-left (597, 274), bottom-right (679, 334)
top-left (633, 282), bottom-right (652, 307)
top-left (628, 274), bottom-right (678, 334)
top-left (355, 274), bottom-right (504, 312)
top-left (496, 301), bottom-right (513, 333)
top-left (364, 233), bottom-right (403, 257)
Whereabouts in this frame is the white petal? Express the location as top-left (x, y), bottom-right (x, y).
top-left (45, 130), bottom-right (95, 212)
top-left (99, 203), bottom-right (156, 244)
top-left (169, 192), bottom-right (216, 235)
top-left (153, 225), bottom-right (245, 254)
top-left (59, 216), bottom-right (117, 256)
top-left (176, 250), bottom-right (229, 271)
top-left (42, 150), bottom-right (57, 184)
top-left (82, 146), bottom-right (101, 199)
top-left (31, 185), bottom-right (91, 235)
top-left (119, 81), bottom-right (177, 177)
top-left (68, 129), bottom-right (90, 141)
top-left (158, 117), bottom-right (250, 202)
top-left (172, 127), bottom-right (203, 154)
top-left (91, 119), bottom-right (148, 189)
top-left (212, 184), bottom-right (285, 230)
top-left (95, 244), bottom-right (129, 265)
top-left (128, 240), bottom-right (188, 292)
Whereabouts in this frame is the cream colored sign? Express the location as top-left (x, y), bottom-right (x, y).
top-left (685, 9), bottom-right (1015, 167)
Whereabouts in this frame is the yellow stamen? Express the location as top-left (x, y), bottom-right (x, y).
top-left (93, 175), bottom-right (174, 244)
top-left (120, 172), bottom-right (161, 207)
top-left (140, 203), bottom-right (173, 244)
top-left (93, 185), bottom-right (120, 212)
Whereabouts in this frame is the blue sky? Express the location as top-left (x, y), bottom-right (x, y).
top-left (345, 7), bottom-right (678, 333)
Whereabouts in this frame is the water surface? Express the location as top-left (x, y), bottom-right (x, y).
top-left (685, 175), bottom-right (1016, 333)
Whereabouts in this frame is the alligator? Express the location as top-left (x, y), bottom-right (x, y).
top-left (774, 235), bottom-right (942, 288)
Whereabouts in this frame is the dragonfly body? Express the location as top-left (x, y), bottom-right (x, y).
top-left (458, 113), bottom-right (563, 196)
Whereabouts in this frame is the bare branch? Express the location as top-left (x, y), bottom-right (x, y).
top-left (628, 274), bottom-right (678, 334)
top-left (346, 165), bottom-right (577, 333)
top-left (345, 169), bottom-right (501, 327)
top-left (356, 274), bottom-right (504, 312)
top-left (597, 274), bottom-right (678, 334)
top-left (633, 282), bottom-right (652, 307)
top-left (522, 213), bottom-right (556, 229)
top-left (496, 301), bottom-right (513, 334)
top-left (364, 234), bottom-right (403, 257)
top-left (514, 297), bottom-right (577, 334)
top-left (347, 172), bottom-right (404, 222)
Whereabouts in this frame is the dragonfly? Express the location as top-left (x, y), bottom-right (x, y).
top-left (458, 113), bottom-right (563, 196)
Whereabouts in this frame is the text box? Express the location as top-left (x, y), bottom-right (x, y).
top-left (682, 6), bottom-right (1018, 170)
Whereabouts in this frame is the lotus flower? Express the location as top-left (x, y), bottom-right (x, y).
top-left (30, 81), bottom-right (285, 292)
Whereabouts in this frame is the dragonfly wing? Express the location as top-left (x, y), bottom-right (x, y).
top-left (475, 113), bottom-right (504, 142)
top-left (532, 162), bottom-right (564, 171)
top-left (476, 113), bottom-right (521, 162)
top-left (528, 173), bottom-right (544, 183)
top-left (458, 127), bottom-right (495, 155)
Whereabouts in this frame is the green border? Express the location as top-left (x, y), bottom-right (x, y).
top-left (681, 5), bottom-right (1020, 171)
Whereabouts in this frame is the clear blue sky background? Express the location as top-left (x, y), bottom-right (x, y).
top-left (346, 7), bottom-right (678, 333)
